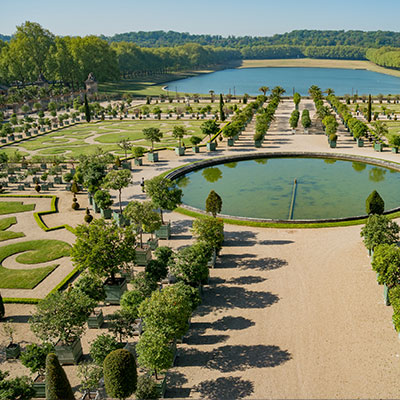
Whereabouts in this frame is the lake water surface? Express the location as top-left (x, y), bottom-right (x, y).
top-left (165, 67), bottom-right (400, 96)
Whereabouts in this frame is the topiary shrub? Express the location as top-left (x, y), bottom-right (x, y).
top-left (35, 184), bottom-right (41, 193)
top-left (84, 207), bottom-right (93, 223)
top-left (0, 292), bottom-right (4, 319)
top-left (45, 353), bottom-right (75, 400)
top-left (135, 374), bottom-right (160, 400)
top-left (71, 201), bottom-right (80, 210)
top-left (89, 333), bottom-right (124, 367)
top-left (103, 349), bottom-right (137, 399)
top-left (366, 190), bottom-right (385, 215)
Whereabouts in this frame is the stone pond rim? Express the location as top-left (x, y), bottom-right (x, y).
top-left (164, 151), bottom-right (400, 225)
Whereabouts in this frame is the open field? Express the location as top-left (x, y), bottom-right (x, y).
top-left (240, 58), bottom-right (400, 78)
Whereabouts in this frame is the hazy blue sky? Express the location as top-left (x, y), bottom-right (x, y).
top-left (2, 0), bottom-right (400, 37)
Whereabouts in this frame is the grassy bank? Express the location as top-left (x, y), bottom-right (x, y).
top-left (239, 58), bottom-right (400, 78)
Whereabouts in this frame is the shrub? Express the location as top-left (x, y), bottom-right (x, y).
top-left (135, 374), bottom-right (160, 400)
top-left (120, 289), bottom-right (145, 319)
top-left (366, 190), bottom-right (385, 215)
top-left (35, 184), bottom-right (41, 193)
top-left (205, 190), bottom-right (222, 217)
top-left (145, 246), bottom-right (173, 282)
top-left (0, 293), bottom-right (4, 319)
top-left (389, 285), bottom-right (400, 332)
top-left (45, 353), bottom-right (75, 400)
top-left (70, 181), bottom-right (79, 194)
top-left (89, 333), bottom-right (124, 367)
top-left (371, 243), bottom-right (400, 287)
top-left (74, 271), bottom-right (106, 302)
top-left (20, 342), bottom-right (54, 376)
top-left (190, 136), bottom-right (202, 146)
top-left (77, 362), bottom-right (103, 396)
top-left (130, 271), bottom-right (158, 298)
top-left (71, 201), bottom-right (79, 210)
top-left (192, 216), bottom-right (224, 254)
top-left (94, 189), bottom-right (113, 210)
top-left (63, 172), bottom-right (74, 183)
top-left (103, 349), bottom-right (137, 400)
top-left (360, 214), bottom-right (399, 251)
top-left (107, 309), bottom-right (138, 342)
top-left (0, 370), bottom-right (35, 400)
top-left (84, 208), bottom-right (93, 223)
top-left (132, 146), bottom-right (145, 159)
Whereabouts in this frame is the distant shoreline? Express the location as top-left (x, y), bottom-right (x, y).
top-left (238, 59), bottom-right (400, 78)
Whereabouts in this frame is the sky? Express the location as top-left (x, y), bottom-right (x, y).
top-left (1, 0), bottom-right (400, 37)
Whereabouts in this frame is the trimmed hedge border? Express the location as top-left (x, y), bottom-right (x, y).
top-left (163, 151), bottom-right (400, 228)
top-left (0, 194), bottom-right (77, 303)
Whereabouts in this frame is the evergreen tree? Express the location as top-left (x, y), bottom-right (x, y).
top-left (84, 94), bottom-right (91, 123)
top-left (367, 94), bottom-right (372, 122)
top-left (366, 190), bottom-right (385, 215)
top-left (45, 353), bottom-right (75, 400)
top-left (205, 190), bottom-right (222, 217)
top-left (219, 94), bottom-right (225, 121)
top-left (103, 349), bottom-right (137, 400)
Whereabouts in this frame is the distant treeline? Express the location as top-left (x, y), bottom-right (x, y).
top-left (101, 30), bottom-right (400, 49)
top-left (366, 47), bottom-right (400, 70)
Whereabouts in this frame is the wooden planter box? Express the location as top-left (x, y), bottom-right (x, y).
top-left (54, 177), bottom-right (62, 184)
top-left (392, 147), bottom-right (398, 153)
top-left (5, 343), bottom-right (21, 359)
top-left (192, 146), bottom-right (200, 153)
top-left (134, 158), bottom-right (143, 166)
top-left (100, 208), bottom-right (112, 219)
top-left (119, 268), bottom-right (134, 282)
top-left (374, 143), bottom-right (383, 152)
top-left (104, 277), bottom-right (128, 305)
top-left (33, 375), bottom-right (46, 398)
top-left (175, 147), bottom-right (185, 156)
top-left (87, 309), bottom-right (104, 329)
top-left (79, 391), bottom-right (100, 400)
top-left (147, 152), bottom-right (159, 162)
top-left (155, 222), bottom-right (171, 240)
top-left (88, 193), bottom-right (93, 206)
top-left (135, 245), bottom-right (152, 266)
top-left (207, 248), bottom-right (217, 269)
top-left (254, 140), bottom-right (262, 148)
top-left (227, 138), bottom-right (234, 146)
top-left (384, 283), bottom-right (390, 306)
top-left (55, 338), bottom-right (83, 365)
top-left (122, 161), bottom-right (131, 170)
top-left (330, 141), bottom-right (337, 148)
top-left (207, 142), bottom-right (216, 151)
top-left (112, 211), bottom-right (129, 227)
top-left (93, 201), bottom-right (100, 213)
top-left (357, 138), bottom-right (364, 147)
top-left (156, 375), bottom-right (167, 398)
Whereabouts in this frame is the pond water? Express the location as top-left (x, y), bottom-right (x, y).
top-left (165, 67), bottom-right (400, 96)
top-left (176, 157), bottom-right (400, 220)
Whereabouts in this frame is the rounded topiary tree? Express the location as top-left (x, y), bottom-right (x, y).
top-left (103, 349), bottom-right (137, 400)
top-left (0, 292), bottom-right (4, 319)
top-left (205, 190), bottom-right (222, 217)
top-left (366, 190), bottom-right (385, 215)
top-left (45, 353), bottom-right (75, 400)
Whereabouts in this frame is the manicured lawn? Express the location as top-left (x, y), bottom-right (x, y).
top-left (0, 201), bottom-right (35, 215)
top-left (0, 239), bottom-right (71, 289)
top-left (0, 217), bottom-right (24, 242)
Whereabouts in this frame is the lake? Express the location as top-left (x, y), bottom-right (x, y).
top-left (165, 67), bottom-right (400, 96)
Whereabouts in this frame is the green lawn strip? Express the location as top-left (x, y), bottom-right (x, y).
top-left (0, 217), bottom-right (24, 242)
top-left (0, 239), bottom-right (70, 289)
top-left (0, 201), bottom-right (35, 215)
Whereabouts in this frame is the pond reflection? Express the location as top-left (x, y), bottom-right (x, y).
top-left (202, 167), bottom-right (223, 183)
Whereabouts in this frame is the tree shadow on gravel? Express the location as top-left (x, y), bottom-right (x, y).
top-left (179, 344), bottom-right (292, 372)
top-left (165, 371), bottom-right (191, 399)
top-left (194, 376), bottom-right (254, 400)
top-left (223, 230), bottom-right (258, 247)
top-left (189, 316), bottom-right (255, 335)
top-left (228, 275), bottom-right (266, 285)
top-left (196, 286), bottom-right (279, 316)
top-left (184, 333), bottom-right (230, 345)
top-left (218, 254), bottom-right (288, 271)
top-left (171, 219), bottom-right (192, 236)
top-left (258, 239), bottom-right (294, 246)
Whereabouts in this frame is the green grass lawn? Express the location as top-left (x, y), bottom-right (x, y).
top-left (0, 201), bottom-right (35, 215)
top-left (6, 120), bottom-right (209, 158)
top-left (0, 239), bottom-right (71, 289)
top-left (0, 217), bottom-right (24, 242)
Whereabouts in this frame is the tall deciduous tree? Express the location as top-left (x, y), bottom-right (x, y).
top-left (103, 169), bottom-right (132, 214)
top-left (200, 119), bottom-right (220, 141)
top-left (71, 219), bottom-right (136, 283)
top-left (144, 176), bottom-right (182, 224)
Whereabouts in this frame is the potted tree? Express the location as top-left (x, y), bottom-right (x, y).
top-left (123, 201), bottom-right (161, 266)
top-left (94, 189), bottom-right (113, 219)
top-left (329, 133), bottom-right (338, 148)
top-left (132, 146), bottom-right (145, 166)
top-left (30, 290), bottom-right (96, 364)
top-left (144, 176), bottom-right (182, 239)
top-left (389, 134), bottom-right (400, 153)
top-left (71, 219), bottom-right (136, 304)
top-left (20, 342), bottom-right (54, 398)
top-left (201, 120), bottom-right (220, 151)
top-left (1, 321), bottom-right (21, 359)
top-left (190, 136), bottom-right (202, 153)
top-left (223, 123), bottom-right (238, 146)
top-left (77, 362), bottom-right (103, 400)
top-left (143, 127), bottom-right (163, 162)
top-left (172, 125), bottom-right (186, 156)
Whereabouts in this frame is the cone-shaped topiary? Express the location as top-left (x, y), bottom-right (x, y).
top-left (104, 349), bottom-right (137, 400)
top-left (205, 190), bottom-right (222, 217)
top-left (366, 190), bottom-right (385, 215)
top-left (45, 353), bottom-right (75, 400)
top-left (0, 292), bottom-right (4, 319)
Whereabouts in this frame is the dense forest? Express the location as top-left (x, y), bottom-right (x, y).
top-left (3, 24), bottom-right (400, 88)
top-left (102, 30), bottom-right (400, 48)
